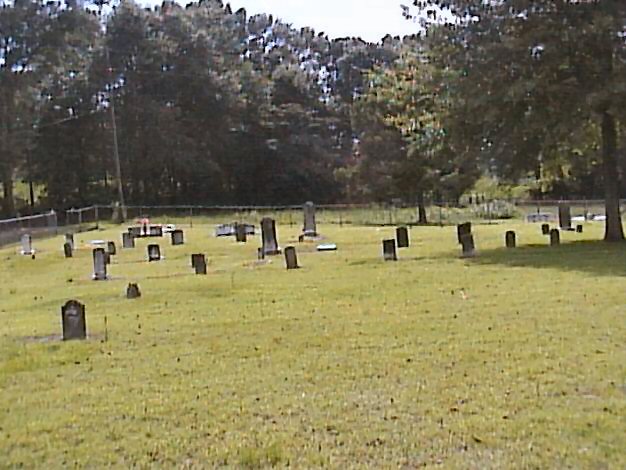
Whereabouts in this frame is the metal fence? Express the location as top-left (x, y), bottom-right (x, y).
top-left (0, 211), bottom-right (58, 247)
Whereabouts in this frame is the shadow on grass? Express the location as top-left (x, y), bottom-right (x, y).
top-left (472, 240), bottom-right (626, 277)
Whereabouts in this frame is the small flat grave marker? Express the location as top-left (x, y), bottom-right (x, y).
top-left (61, 300), bottom-right (86, 341)
top-left (171, 229), bottom-right (184, 246)
top-left (284, 246), bottom-right (299, 269)
top-left (147, 244), bottom-right (161, 262)
top-left (317, 244), bottom-right (337, 252)
top-left (382, 239), bottom-right (397, 261)
top-left (396, 227), bottom-right (409, 248)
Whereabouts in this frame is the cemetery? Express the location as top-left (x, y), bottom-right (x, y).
top-left (1, 208), bottom-right (625, 467)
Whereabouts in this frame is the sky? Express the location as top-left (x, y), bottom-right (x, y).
top-left (227, 0), bottom-right (421, 42)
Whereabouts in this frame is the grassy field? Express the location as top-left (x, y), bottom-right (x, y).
top-left (1, 219), bottom-right (625, 468)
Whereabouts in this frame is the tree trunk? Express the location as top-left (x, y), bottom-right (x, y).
top-left (417, 191), bottom-right (428, 224)
top-left (2, 170), bottom-right (15, 217)
top-left (601, 111), bottom-right (624, 241)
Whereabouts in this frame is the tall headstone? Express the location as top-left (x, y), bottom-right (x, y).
top-left (107, 241), bottom-right (117, 256)
top-left (541, 224), bottom-right (550, 235)
top-left (65, 233), bottom-right (74, 250)
top-left (171, 229), bottom-right (184, 246)
top-left (382, 239), bottom-right (397, 261)
top-left (191, 253), bottom-right (207, 274)
top-left (61, 300), bottom-right (86, 341)
top-left (505, 230), bottom-right (516, 248)
top-left (460, 233), bottom-right (475, 257)
top-left (63, 242), bottom-right (73, 258)
top-left (147, 244), bottom-right (161, 262)
top-left (396, 227), bottom-right (409, 248)
top-left (92, 248), bottom-right (107, 280)
top-left (558, 204), bottom-right (572, 230)
top-left (284, 246), bottom-right (299, 269)
top-left (20, 234), bottom-right (34, 255)
top-left (550, 229), bottom-right (560, 246)
top-left (122, 232), bottom-right (135, 249)
top-left (126, 283), bottom-right (141, 299)
top-left (457, 223), bottom-right (472, 244)
top-left (261, 217), bottom-right (280, 255)
top-left (235, 224), bottom-right (247, 243)
top-left (303, 201), bottom-right (317, 236)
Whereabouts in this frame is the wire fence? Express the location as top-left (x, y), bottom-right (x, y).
top-left (0, 199), bottom-right (616, 248)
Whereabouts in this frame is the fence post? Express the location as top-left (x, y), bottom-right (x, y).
top-left (189, 207), bottom-right (193, 228)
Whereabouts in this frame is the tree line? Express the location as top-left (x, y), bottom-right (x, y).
top-left (1, 0), bottom-right (625, 238)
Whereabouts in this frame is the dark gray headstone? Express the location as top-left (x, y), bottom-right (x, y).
top-left (284, 246), bottom-right (299, 269)
top-left (149, 225), bottom-right (163, 237)
top-left (550, 229), bottom-right (560, 246)
top-left (303, 201), bottom-right (317, 236)
top-left (122, 232), bottom-right (135, 249)
top-left (505, 230), bottom-right (516, 248)
top-left (382, 239), bottom-right (397, 261)
top-left (126, 283), bottom-right (141, 299)
top-left (559, 204), bottom-right (572, 230)
top-left (147, 244), bottom-right (161, 262)
top-left (541, 224), bottom-right (550, 235)
top-left (191, 253), bottom-right (207, 275)
top-left (92, 248), bottom-right (107, 280)
top-left (460, 233), bottom-right (475, 257)
top-left (63, 242), bottom-right (73, 258)
top-left (261, 217), bottom-right (280, 255)
top-left (107, 241), bottom-right (116, 256)
top-left (171, 229), bottom-right (184, 246)
top-left (396, 227), bottom-right (409, 248)
top-left (457, 223), bottom-right (472, 244)
top-left (235, 224), bottom-right (247, 243)
top-left (128, 226), bottom-right (142, 238)
top-left (61, 300), bottom-right (86, 341)
top-left (576, 224), bottom-right (583, 233)
top-left (65, 233), bottom-right (74, 250)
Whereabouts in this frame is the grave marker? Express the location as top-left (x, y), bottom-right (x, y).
top-left (107, 241), bottom-right (117, 256)
top-left (61, 300), bottom-right (86, 341)
top-left (148, 225), bottom-right (163, 237)
top-left (382, 239), bottom-right (397, 261)
top-left (92, 248), bottom-right (107, 280)
top-left (20, 234), bottom-right (34, 255)
top-left (126, 283), bottom-right (141, 299)
top-left (558, 204), bottom-right (572, 230)
top-left (122, 232), bottom-right (135, 249)
top-left (396, 226), bottom-right (409, 248)
top-left (171, 229), bottom-right (184, 246)
top-left (147, 244), bottom-right (161, 262)
top-left (550, 229), bottom-right (560, 246)
top-left (541, 224), bottom-right (550, 235)
top-left (261, 217), bottom-right (280, 255)
top-left (457, 223), bottom-right (472, 244)
top-left (65, 233), bottom-right (74, 250)
top-left (191, 253), bottom-right (207, 274)
top-left (128, 226), bottom-right (142, 238)
top-left (505, 231), bottom-right (516, 248)
top-left (460, 233), bottom-right (475, 257)
top-left (235, 224), bottom-right (247, 243)
top-left (303, 201), bottom-right (317, 236)
top-left (576, 224), bottom-right (583, 233)
top-left (284, 246), bottom-right (299, 269)
top-left (63, 242), bottom-right (73, 258)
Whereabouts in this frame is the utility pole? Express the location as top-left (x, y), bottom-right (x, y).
top-left (106, 46), bottom-right (126, 222)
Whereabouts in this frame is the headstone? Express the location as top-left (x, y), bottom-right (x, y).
top-left (541, 224), bottom-right (550, 235)
top-left (576, 224), bottom-right (583, 233)
top-left (457, 222), bottom-right (472, 244)
top-left (20, 234), bottom-right (34, 255)
top-left (191, 253), bottom-right (207, 274)
top-left (149, 225), bottom-right (163, 237)
top-left (147, 244), bottom-right (161, 262)
top-left (235, 224), bottom-right (247, 243)
top-left (243, 224), bottom-right (255, 235)
top-left (382, 239), bottom-right (397, 261)
top-left (61, 300), bottom-right (86, 341)
top-left (317, 244), bottom-right (337, 252)
top-left (215, 224), bottom-right (235, 237)
top-left (171, 229), bottom-right (184, 246)
top-left (128, 226), bottom-right (142, 238)
top-left (284, 246), bottom-right (299, 269)
top-left (65, 233), bottom-right (74, 250)
top-left (505, 230), bottom-right (516, 248)
top-left (122, 232), bottom-right (135, 249)
top-left (303, 201), bottom-right (317, 236)
top-left (396, 226), bottom-right (409, 248)
top-left (460, 233), bottom-right (475, 257)
top-left (126, 283), bottom-right (141, 299)
top-left (104, 252), bottom-right (111, 265)
top-left (526, 213), bottom-right (551, 223)
top-left (92, 248), bottom-right (107, 280)
top-left (558, 204), bottom-right (572, 230)
top-left (107, 241), bottom-right (116, 256)
top-left (550, 229), bottom-right (560, 246)
top-left (63, 242), bottom-right (73, 258)
top-left (261, 217), bottom-right (280, 255)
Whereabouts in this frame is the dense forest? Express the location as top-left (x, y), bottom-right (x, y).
top-left (1, 0), bottom-right (625, 237)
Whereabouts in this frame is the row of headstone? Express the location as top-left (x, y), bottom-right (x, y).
top-left (215, 223), bottom-right (255, 237)
top-left (128, 224), bottom-right (163, 238)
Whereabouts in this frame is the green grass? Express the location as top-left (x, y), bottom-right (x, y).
top-left (1, 219), bottom-right (625, 467)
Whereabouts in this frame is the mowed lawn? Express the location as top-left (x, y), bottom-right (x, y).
top-left (1, 220), bottom-right (625, 468)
